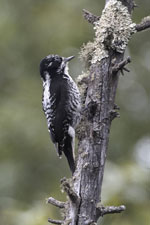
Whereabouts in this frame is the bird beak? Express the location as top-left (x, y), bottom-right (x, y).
top-left (59, 56), bottom-right (75, 72)
top-left (65, 56), bottom-right (75, 62)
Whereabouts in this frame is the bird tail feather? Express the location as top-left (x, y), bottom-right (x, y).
top-left (63, 134), bottom-right (75, 174)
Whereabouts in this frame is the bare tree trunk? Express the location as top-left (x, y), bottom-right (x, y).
top-left (47, 0), bottom-right (150, 224)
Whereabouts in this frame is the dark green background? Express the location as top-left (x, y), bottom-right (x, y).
top-left (0, 0), bottom-right (149, 225)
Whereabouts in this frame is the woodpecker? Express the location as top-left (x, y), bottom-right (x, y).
top-left (40, 54), bottom-right (81, 174)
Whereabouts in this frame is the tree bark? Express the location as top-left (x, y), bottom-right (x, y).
top-left (48, 0), bottom-right (150, 224)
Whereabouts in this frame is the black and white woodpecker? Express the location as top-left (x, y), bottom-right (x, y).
top-left (40, 54), bottom-right (81, 174)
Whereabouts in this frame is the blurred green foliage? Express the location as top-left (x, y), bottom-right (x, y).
top-left (0, 0), bottom-right (149, 225)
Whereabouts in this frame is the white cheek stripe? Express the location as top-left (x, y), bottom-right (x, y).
top-left (64, 63), bottom-right (69, 75)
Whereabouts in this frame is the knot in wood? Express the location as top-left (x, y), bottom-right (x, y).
top-left (87, 100), bottom-right (98, 120)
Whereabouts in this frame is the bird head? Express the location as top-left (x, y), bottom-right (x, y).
top-left (40, 54), bottom-right (75, 80)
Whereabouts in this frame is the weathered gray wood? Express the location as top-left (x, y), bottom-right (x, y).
top-left (47, 1), bottom-right (150, 224)
top-left (71, 1), bottom-right (135, 223)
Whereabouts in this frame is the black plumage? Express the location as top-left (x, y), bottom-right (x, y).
top-left (40, 54), bottom-right (81, 174)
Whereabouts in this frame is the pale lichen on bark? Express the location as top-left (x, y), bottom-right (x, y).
top-left (76, 72), bottom-right (89, 104)
top-left (80, 0), bottom-right (136, 64)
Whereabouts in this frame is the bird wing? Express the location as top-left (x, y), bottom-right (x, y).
top-left (50, 77), bottom-right (70, 147)
top-left (46, 76), bottom-right (76, 173)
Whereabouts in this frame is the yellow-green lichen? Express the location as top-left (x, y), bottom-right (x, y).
top-left (80, 0), bottom-right (136, 65)
top-left (76, 72), bottom-right (89, 85)
top-left (80, 42), bottom-right (95, 67)
top-left (76, 71), bottom-right (89, 103)
top-left (139, 16), bottom-right (150, 26)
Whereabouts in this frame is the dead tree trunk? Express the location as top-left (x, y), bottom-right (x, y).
top-left (47, 0), bottom-right (150, 224)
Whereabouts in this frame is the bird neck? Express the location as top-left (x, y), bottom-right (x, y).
top-left (64, 64), bottom-right (69, 76)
